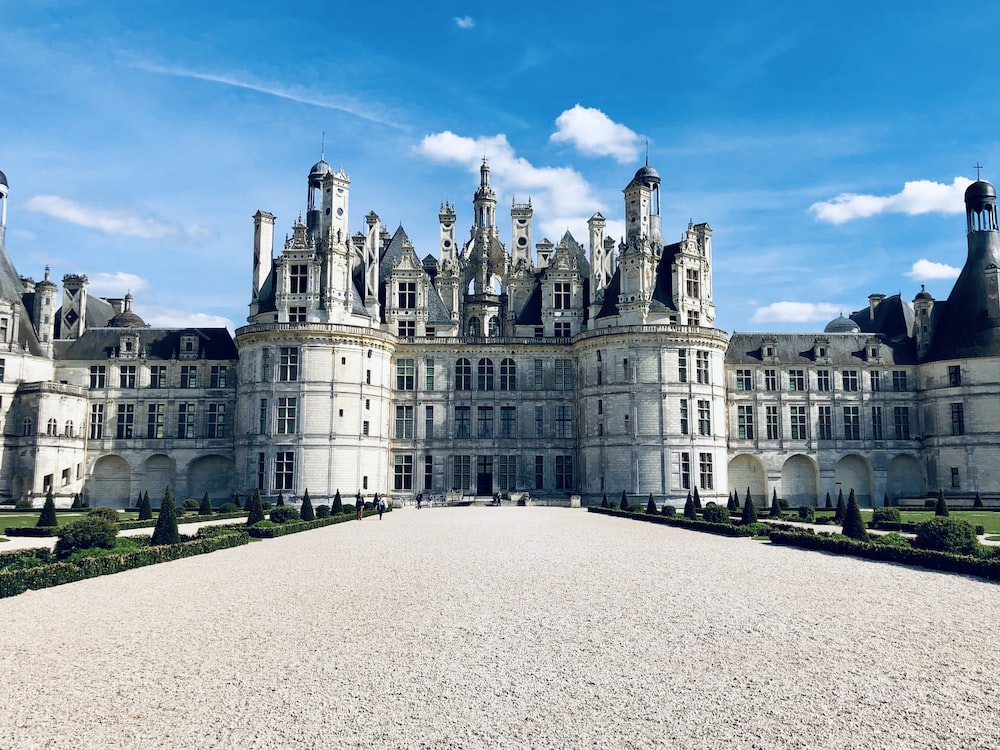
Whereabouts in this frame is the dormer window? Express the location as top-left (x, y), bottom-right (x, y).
top-left (118, 333), bottom-right (140, 359)
top-left (180, 334), bottom-right (199, 360)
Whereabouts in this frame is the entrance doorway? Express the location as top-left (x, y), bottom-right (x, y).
top-left (476, 455), bottom-right (493, 495)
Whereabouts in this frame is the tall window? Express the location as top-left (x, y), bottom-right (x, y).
top-left (258, 399), bottom-right (268, 434)
top-left (556, 405), bottom-right (573, 439)
top-left (534, 359), bottom-right (543, 389)
top-left (425, 359), bottom-right (434, 390)
top-left (257, 453), bottom-right (266, 491)
top-left (870, 371), bottom-right (882, 392)
top-left (789, 406), bottom-right (807, 440)
top-left (289, 264), bottom-right (308, 293)
top-left (893, 406), bottom-right (911, 440)
top-left (477, 359), bottom-right (495, 391)
top-left (555, 455), bottom-right (573, 490)
top-left (534, 455), bottom-right (544, 490)
top-left (119, 365), bottom-right (137, 388)
top-left (46, 418), bottom-right (58, 436)
top-left (477, 406), bottom-right (494, 438)
top-left (554, 359), bottom-right (574, 390)
top-left (843, 406), bottom-right (861, 440)
top-left (289, 307), bottom-right (307, 323)
top-left (680, 399), bottom-right (689, 435)
top-left (764, 369), bottom-right (777, 391)
top-left (500, 358), bottom-right (516, 390)
top-left (697, 400), bottom-right (711, 435)
top-left (453, 455), bottom-right (471, 491)
top-left (680, 452), bottom-right (690, 490)
top-left (425, 405), bottom-right (434, 439)
top-left (951, 467), bottom-right (961, 489)
top-left (89, 365), bottom-right (106, 389)
top-left (892, 370), bottom-right (908, 392)
top-left (788, 370), bottom-right (805, 391)
top-left (64, 421), bottom-right (74, 438)
top-left (424, 455), bottom-right (433, 490)
top-left (393, 455), bottom-right (413, 490)
top-left (396, 358), bottom-right (415, 390)
top-left (208, 403), bottom-right (226, 438)
top-left (115, 404), bottom-right (134, 439)
top-left (177, 403), bottom-right (196, 439)
top-left (535, 405), bottom-right (544, 438)
top-left (948, 365), bottom-right (962, 387)
top-left (818, 406), bottom-right (833, 440)
top-left (275, 451), bottom-right (295, 490)
top-left (455, 358), bottom-right (472, 390)
top-left (498, 455), bottom-right (517, 490)
top-left (871, 406), bottom-right (883, 440)
top-left (951, 403), bottom-right (965, 435)
top-left (397, 281), bottom-right (416, 309)
top-left (737, 405), bottom-right (754, 439)
top-left (500, 406), bottom-right (517, 438)
top-left (736, 369), bottom-right (753, 390)
top-left (210, 365), bottom-right (228, 388)
top-left (147, 403), bottom-right (165, 439)
top-left (22, 417), bottom-right (32, 436)
top-left (686, 269), bottom-right (700, 297)
top-left (766, 406), bottom-right (779, 440)
top-left (455, 406), bottom-right (471, 439)
top-left (181, 365), bottom-right (197, 388)
top-left (698, 452), bottom-right (713, 490)
top-left (278, 347), bottom-right (299, 381)
top-left (553, 282), bottom-right (571, 309)
top-left (696, 350), bottom-right (710, 383)
top-left (554, 321), bottom-right (571, 338)
top-left (277, 397), bottom-right (297, 434)
top-left (816, 370), bottom-right (831, 392)
top-left (397, 321), bottom-right (415, 337)
top-left (678, 349), bottom-right (687, 383)
top-left (149, 365), bottom-right (166, 389)
top-left (842, 370), bottom-right (859, 391)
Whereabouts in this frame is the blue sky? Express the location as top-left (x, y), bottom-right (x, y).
top-left (2, 1), bottom-right (999, 334)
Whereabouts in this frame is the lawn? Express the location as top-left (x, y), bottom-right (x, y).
top-left (1, 511), bottom-right (140, 530)
top-left (812, 507), bottom-right (1000, 534)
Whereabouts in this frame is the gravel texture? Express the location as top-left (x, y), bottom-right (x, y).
top-left (1, 507), bottom-right (998, 749)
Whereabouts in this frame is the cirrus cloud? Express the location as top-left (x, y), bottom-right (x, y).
top-left (454, 16), bottom-right (475, 29)
top-left (751, 301), bottom-right (844, 323)
top-left (550, 105), bottom-right (642, 163)
top-left (810, 177), bottom-right (973, 224)
top-left (905, 258), bottom-right (960, 281)
top-left (24, 195), bottom-right (210, 240)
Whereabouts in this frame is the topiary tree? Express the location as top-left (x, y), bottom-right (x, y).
top-left (233, 492), bottom-right (242, 509)
top-left (246, 489), bottom-right (265, 526)
top-left (841, 489), bottom-right (868, 542)
top-left (332, 490), bottom-right (343, 515)
top-left (316, 504), bottom-right (330, 519)
top-left (143, 490), bottom-right (150, 510)
top-left (914, 517), bottom-right (980, 556)
top-left (600, 493), bottom-right (609, 508)
top-left (660, 504), bottom-right (676, 517)
top-left (134, 492), bottom-right (143, 511)
top-left (834, 489), bottom-right (846, 524)
top-left (645, 494), bottom-right (657, 514)
top-left (692, 488), bottom-right (702, 510)
top-left (619, 490), bottom-right (629, 512)
top-left (137, 492), bottom-right (153, 521)
top-left (88, 507), bottom-right (120, 523)
top-left (683, 492), bottom-right (696, 519)
top-left (71, 492), bottom-right (82, 510)
top-left (276, 492), bottom-right (285, 507)
top-left (883, 491), bottom-right (891, 508)
top-left (769, 489), bottom-right (781, 518)
top-left (935, 489), bottom-right (949, 517)
top-left (974, 491), bottom-right (984, 509)
top-left (825, 491), bottom-right (832, 510)
top-left (198, 491), bottom-right (213, 515)
top-left (300, 489), bottom-right (315, 521)
top-left (269, 506), bottom-right (300, 524)
top-left (703, 504), bottom-right (730, 524)
top-left (55, 517), bottom-right (117, 559)
top-left (797, 506), bottom-right (816, 523)
top-left (37, 488), bottom-right (57, 528)
top-left (727, 491), bottom-right (739, 512)
top-left (151, 487), bottom-right (180, 545)
top-left (741, 491), bottom-right (758, 525)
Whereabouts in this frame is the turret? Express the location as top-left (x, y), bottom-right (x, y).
top-left (250, 210), bottom-right (275, 319)
top-left (60, 274), bottom-right (89, 340)
top-left (473, 158), bottom-right (497, 233)
top-left (0, 169), bottom-right (7, 243)
top-left (33, 266), bottom-right (57, 354)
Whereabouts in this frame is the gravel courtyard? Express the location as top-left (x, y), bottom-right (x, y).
top-left (1, 507), bottom-right (998, 749)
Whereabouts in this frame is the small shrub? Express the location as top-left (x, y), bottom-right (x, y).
top-left (934, 490), bottom-right (949, 517)
top-left (151, 488), bottom-right (180, 546)
top-left (796, 506), bottom-right (815, 523)
top-left (252, 519), bottom-right (277, 529)
top-left (332, 490), bottom-right (343, 515)
top-left (270, 506), bottom-right (300, 524)
top-left (246, 490), bottom-right (265, 526)
top-left (316, 504), bottom-right (331, 518)
top-left (924, 498), bottom-right (936, 509)
top-left (88, 507), bottom-right (120, 524)
top-left (683, 493), bottom-right (696, 520)
top-left (600, 493), bottom-right (609, 508)
top-left (727, 492), bottom-right (739, 512)
top-left (15, 498), bottom-right (32, 510)
top-left (703, 505), bottom-right (730, 524)
top-left (778, 498), bottom-right (790, 510)
top-left (741, 491), bottom-right (758, 525)
top-left (914, 517), bottom-right (980, 556)
top-left (71, 493), bottom-right (82, 510)
top-left (769, 492), bottom-right (781, 518)
top-left (660, 504), bottom-right (676, 517)
top-left (824, 492), bottom-right (832, 509)
top-left (692, 488), bottom-right (702, 510)
top-left (37, 490), bottom-right (57, 528)
top-left (199, 492), bottom-right (213, 515)
top-left (181, 498), bottom-right (200, 511)
top-left (517, 497), bottom-right (526, 506)
top-left (834, 490), bottom-right (846, 524)
top-left (55, 518), bottom-right (118, 559)
top-left (137, 493), bottom-right (153, 521)
top-left (870, 532), bottom-right (911, 548)
top-left (619, 491), bottom-right (629, 512)
top-left (300, 489), bottom-right (315, 522)
top-left (841, 490), bottom-right (868, 542)
top-left (974, 492), bottom-right (984, 509)
top-left (871, 507), bottom-right (901, 529)
top-left (645, 494), bottom-right (657, 514)
top-left (976, 524), bottom-right (986, 536)
top-left (218, 502), bottom-right (239, 513)
top-left (276, 492), bottom-right (285, 507)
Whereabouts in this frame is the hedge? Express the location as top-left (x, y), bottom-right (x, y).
top-left (117, 510), bottom-right (247, 531)
top-left (4, 526), bottom-right (60, 537)
top-left (246, 509), bottom-right (378, 538)
top-left (0, 531), bottom-right (250, 599)
top-left (767, 530), bottom-right (1000, 581)
top-left (588, 506), bottom-right (766, 538)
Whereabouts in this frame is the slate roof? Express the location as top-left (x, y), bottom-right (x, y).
top-left (849, 294), bottom-right (914, 343)
top-left (725, 332), bottom-right (916, 366)
top-left (53, 328), bottom-right (238, 361)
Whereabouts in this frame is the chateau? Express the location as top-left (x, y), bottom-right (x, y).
top-left (0, 159), bottom-right (997, 508)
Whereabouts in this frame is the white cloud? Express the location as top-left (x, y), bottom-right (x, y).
top-left (906, 258), bottom-right (961, 281)
top-left (23, 195), bottom-right (210, 240)
top-left (454, 16), bottom-right (475, 29)
top-left (751, 302), bottom-right (844, 323)
top-left (140, 307), bottom-right (234, 331)
top-left (810, 177), bottom-right (973, 224)
top-left (550, 105), bottom-right (642, 164)
top-left (86, 272), bottom-right (152, 298)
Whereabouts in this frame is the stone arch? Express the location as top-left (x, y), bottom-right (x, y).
top-left (781, 454), bottom-right (819, 505)
top-left (186, 455), bottom-right (235, 501)
top-left (835, 454), bottom-right (873, 507)
top-left (89, 455), bottom-right (131, 508)
top-left (886, 454), bottom-right (924, 501)
top-left (728, 454), bottom-right (766, 504)
top-left (143, 454), bottom-right (177, 506)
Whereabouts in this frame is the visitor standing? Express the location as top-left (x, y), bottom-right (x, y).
top-left (416, 492), bottom-right (423, 509)
top-left (356, 492), bottom-right (364, 521)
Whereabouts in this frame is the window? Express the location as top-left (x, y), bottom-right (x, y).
top-left (424, 455), bottom-right (433, 490)
top-left (61, 468), bottom-right (70, 486)
top-left (477, 406), bottom-right (494, 438)
top-left (785, 405), bottom-right (806, 440)
top-left (678, 350), bottom-right (687, 383)
top-left (871, 406), bottom-right (883, 440)
top-left (89, 365), bottom-right (106, 389)
top-left (498, 455), bottom-right (517, 490)
top-left (556, 405), bottom-right (573, 439)
top-left (553, 282), bottom-right (571, 309)
top-left (455, 406), bottom-right (471, 439)
top-left (425, 405), bottom-right (434, 439)
top-left (534, 455), bottom-right (544, 490)
top-left (500, 358), bottom-right (516, 390)
top-left (892, 370), bottom-right (908, 392)
top-left (555, 359), bottom-right (574, 390)
top-left (258, 399), bottom-right (268, 434)
top-left (788, 370), bottom-right (805, 391)
top-left (696, 350), bottom-right (709, 384)
top-left (119, 365), bottom-right (137, 388)
top-left (210, 365), bottom-right (228, 388)
top-left (893, 406), bottom-right (911, 440)
top-left (276, 397), bottom-right (297, 434)
top-left (596, 368), bottom-right (603, 385)
top-left (90, 405), bottom-right (104, 439)
top-left (766, 406), bottom-right (779, 440)
top-left (842, 370), bottom-right (859, 391)
top-left (454, 455), bottom-right (471, 491)
top-left (948, 365), bottom-right (961, 387)
top-left (555, 455), bottom-right (573, 490)
top-left (289, 307), bottom-right (307, 323)
top-left (366, 370), bottom-right (371, 385)
top-left (257, 453), bottom-right (266, 491)
top-left (177, 403), bottom-right (196, 439)
top-left (425, 359), bottom-right (435, 390)
top-left (699, 452), bottom-right (713, 490)
top-left (64, 421), bottom-right (74, 438)
top-left (149, 366), bottom-right (166, 389)
top-left (397, 320), bottom-right (415, 337)
top-left (951, 467), bottom-right (960, 489)
top-left (289, 264), bottom-right (308, 294)
top-left (147, 403), bottom-right (165, 439)
top-left (478, 359), bottom-right (495, 391)
top-left (397, 281), bottom-right (416, 309)
top-left (181, 365), bottom-right (197, 388)
top-left (951, 403), bottom-right (965, 435)
top-left (687, 311), bottom-right (700, 327)
top-left (393, 455), bottom-right (413, 490)
top-left (680, 452), bottom-right (691, 490)
top-left (208, 404), bottom-right (226, 438)
top-left (275, 451), bottom-right (295, 491)
top-left (467, 317), bottom-right (481, 336)
top-left (597, 399), bottom-right (603, 415)
top-left (816, 370), bottom-right (830, 392)
top-left (764, 369), bottom-right (777, 391)
top-left (279, 347), bottom-right (299, 381)
top-left (680, 399), bottom-right (689, 435)
top-left (45, 418), bottom-right (57, 436)
top-left (396, 358), bottom-right (415, 390)
top-left (534, 359), bottom-right (543, 389)
top-left (843, 406), bottom-right (861, 440)
top-left (455, 358), bottom-right (472, 390)
top-left (115, 404), bottom-right (134, 439)
top-left (500, 406), bottom-right (516, 438)
top-left (535, 405), bottom-right (544, 438)
top-left (0, 320), bottom-right (6, 344)
top-left (870, 371), bottom-right (882, 392)
top-left (818, 406), bottom-right (833, 440)
top-left (686, 269), bottom-right (700, 297)
top-left (554, 321), bottom-right (571, 338)
top-left (737, 405), bottom-right (754, 439)
top-left (362, 421), bottom-right (369, 436)
top-left (21, 417), bottom-right (32, 436)
top-left (736, 369), bottom-right (753, 390)
top-left (697, 399), bottom-right (711, 435)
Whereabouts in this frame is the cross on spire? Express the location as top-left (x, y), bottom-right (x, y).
top-left (975, 161), bottom-right (983, 180)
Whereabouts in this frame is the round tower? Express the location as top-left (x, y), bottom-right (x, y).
top-left (0, 169), bottom-right (8, 241)
top-left (34, 266), bottom-right (57, 352)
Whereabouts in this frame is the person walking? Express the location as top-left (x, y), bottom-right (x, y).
top-left (356, 491), bottom-right (364, 521)
top-left (377, 495), bottom-right (386, 520)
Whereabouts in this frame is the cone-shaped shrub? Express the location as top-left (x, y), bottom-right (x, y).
top-left (143, 490), bottom-right (150, 509)
top-left (769, 490), bottom-right (781, 518)
top-left (300, 489), bottom-right (315, 521)
top-left (841, 489), bottom-right (868, 541)
top-left (276, 492), bottom-right (285, 507)
top-left (883, 491), bottom-right (891, 508)
top-left (71, 492), bottom-right (82, 509)
top-left (974, 491), bottom-right (984, 509)
top-left (134, 492), bottom-right (143, 511)
top-left (600, 493), bottom-right (609, 508)
top-left (151, 487), bottom-right (180, 545)
top-left (727, 492), bottom-right (739, 512)
top-left (834, 489), bottom-right (847, 524)
top-left (37, 489), bottom-right (58, 528)
top-left (332, 490), bottom-right (343, 515)
top-left (199, 491), bottom-right (213, 515)
top-left (683, 493), bottom-right (696, 520)
top-left (693, 488), bottom-right (702, 510)
top-left (233, 492), bottom-right (242, 509)
top-left (935, 489), bottom-right (949, 517)
top-left (618, 490), bottom-right (629, 511)
top-left (137, 492), bottom-right (153, 521)
top-left (645, 494), bottom-right (657, 514)
top-left (246, 489), bottom-right (265, 526)
top-left (825, 491), bottom-right (832, 509)
top-left (741, 492), bottom-right (758, 525)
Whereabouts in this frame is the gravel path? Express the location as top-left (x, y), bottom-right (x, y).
top-left (1, 507), bottom-right (997, 749)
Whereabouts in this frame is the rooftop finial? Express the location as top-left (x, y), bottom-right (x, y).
top-left (975, 161), bottom-right (984, 181)
top-left (645, 140), bottom-right (649, 166)
top-left (321, 131), bottom-right (326, 162)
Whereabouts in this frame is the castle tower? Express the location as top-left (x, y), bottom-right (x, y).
top-left (436, 202), bottom-right (460, 320)
top-left (0, 169), bottom-right (7, 244)
top-left (623, 161), bottom-right (662, 248)
top-left (306, 158), bottom-right (332, 245)
top-left (363, 211), bottom-right (381, 318)
top-left (511, 199), bottom-right (533, 268)
top-left (33, 266), bottom-right (57, 354)
top-left (588, 212), bottom-right (610, 321)
top-left (250, 210), bottom-right (275, 320)
top-left (473, 158), bottom-right (497, 235)
top-left (60, 274), bottom-right (89, 340)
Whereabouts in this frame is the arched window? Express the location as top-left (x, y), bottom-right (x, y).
top-left (47, 418), bottom-right (58, 436)
top-left (65, 421), bottom-right (74, 438)
top-left (478, 359), bottom-right (495, 391)
top-left (22, 417), bottom-right (32, 436)
top-left (468, 317), bottom-right (481, 337)
top-left (487, 317), bottom-right (500, 337)
top-left (455, 358), bottom-right (471, 391)
top-left (500, 358), bottom-right (517, 391)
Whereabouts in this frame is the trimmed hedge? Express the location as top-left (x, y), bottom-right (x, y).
top-left (588, 506), bottom-right (766, 538)
top-left (246, 510), bottom-right (370, 538)
top-left (117, 510), bottom-right (247, 531)
top-left (4, 526), bottom-right (60, 537)
top-left (768, 530), bottom-right (1000, 581)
